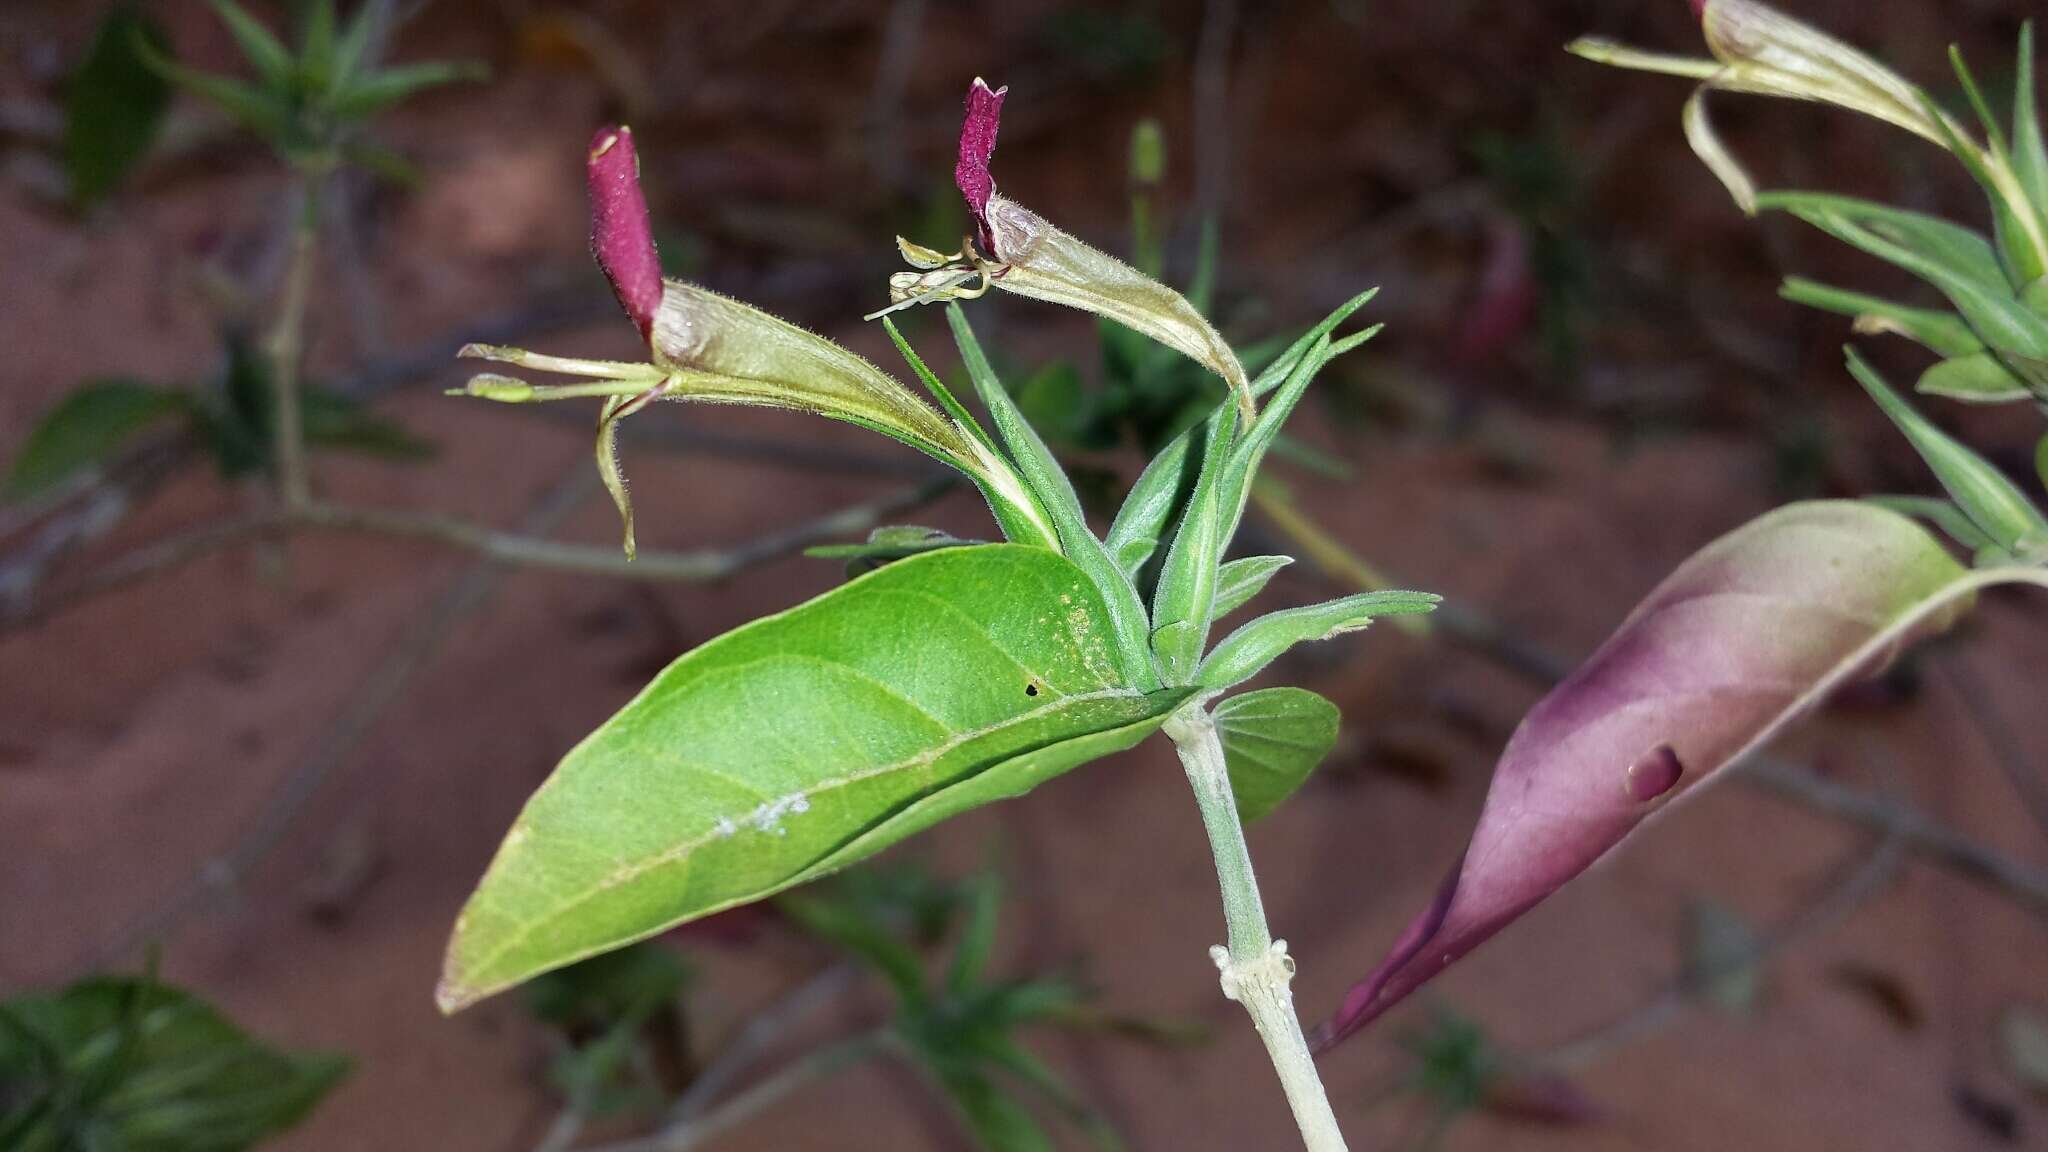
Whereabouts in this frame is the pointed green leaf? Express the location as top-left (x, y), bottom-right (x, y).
top-left (207, 0), bottom-right (293, 90)
top-left (1866, 495), bottom-right (1999, 553)
top-left (298, 0), bottom-right (337, 91)
top-left (329, 59), bottom-right (485, 120)
top-left (1212, 556), bottom-right (1292, 619)
top-left (2016, 24), bottom-right (2048, 235)
top-left (1214, 687), bottom-right (1339, 823)
top-left (441, 545), bottom-right (1188, 1010)
top-left (137, 37), bottom-right (287, 140)
top-left (947, 305), bottom-right (1158, 688)
top-left (1760, 192), bottom-right (2006, 286)
top-left (1780, 277), bottom-right (1984, 357)
top-left (0, 977), bottom-right (348, 1151)
top-left (1150, 401), bottom-right (1239, 681)
top-left (941, 1073), bottom-right (1055, 1152)
top-left (1760, 191), bottom-right (2048, 357)
top-left (1196, 590), bottom-right (1439, 692)
top-left (806, 526), bottom-right (979, 574)
top-left (1105, 437), bottom-right (1193, 580)
top-left (7, 379), bottom-right (191, 498)
top-left (301, 385), bottom-right (434, 459)
top-left (1101, 288), bottom-right (1380, 581)
top-left (1848, 350), bottom-right (2048, 555)
top-left (778, 885), bottom-right (929, 1002)
top-left (878, 317), bottom-right (1052, 550)
top-left (1216, 329), bottom-right (1381, 546)
top-left (63, 5), bottom-right (171, 209)
top-left (331, 0), bottom-right (380, 92)
top-left (946, 872), bottom-right (1003, 997)
top-left (1916, 351), bottom-right (2032, 403)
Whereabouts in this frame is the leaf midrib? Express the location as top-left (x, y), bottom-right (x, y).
top-left (459, 685), bottom-right (1152, 982)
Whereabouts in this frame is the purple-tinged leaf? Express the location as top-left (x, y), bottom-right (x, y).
top-left (955, 77), bottom-right (1006, 252)
top-left (1313, 500), bottom-right (1993, 1050)
top-left (587, 125), bottom-right (663, 339)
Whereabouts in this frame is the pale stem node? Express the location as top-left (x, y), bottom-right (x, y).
top-left (1165, 703), bottom-right (1350, 1152)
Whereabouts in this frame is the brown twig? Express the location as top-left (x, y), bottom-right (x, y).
top-left (1744, 757), bottom-right (2048, 914)
top-left (1540, 825), bottom-right (1907, 1071)
top-left (663, 965), bottom-right (859, 1126)
top-left (579, 1028), bottom-right (895, 1152)
top-left (77, 474), bottom-right (953, 968)
top-left (270, 180), bottom-right (320, 508)
top-left (5, 478), bottom-right (956, 630)
top-left (1937, 648), bottom-right (2048, 838)
top-left (86, 466), bottom-right (600, 970)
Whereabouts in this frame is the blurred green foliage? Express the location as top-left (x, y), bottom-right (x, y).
top-left (6, 336), bottom-right (431, 500)
top-left (63, 6), bottom-right (170, 209)
top-left (0, 975), bottom-right (348, 1152)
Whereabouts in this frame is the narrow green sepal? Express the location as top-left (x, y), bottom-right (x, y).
top-left (1847, 348), bottom-right (2048, 556)
top-left (2014, 23), bottom-right (2048, 251)
top-left (1760, 192), bottom-right (2048, 359)
top-left (1150, 401), bottom-right (1240, 682)
top-left (1103, 289), bottom-right (1379, 583)
top-left (1866, 495), bottom-right (1999, 553)
top-left (1212, 556), bottom-right (1293, 619)
top-left (880, 316), bottom-right (1056, 550)
top-left (1195, 590), bottom-right (1439, 692)
top-left (1917, 352), bottom-right (2032, 404)
top-left (1780, 277), bottom-right (1983, 357)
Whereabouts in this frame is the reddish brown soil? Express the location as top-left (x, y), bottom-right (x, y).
top-left (4, 2), bottom-right (2045, 1150)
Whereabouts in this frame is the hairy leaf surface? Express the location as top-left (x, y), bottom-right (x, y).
top-left (442, 545), bottom-right (1186, 1010)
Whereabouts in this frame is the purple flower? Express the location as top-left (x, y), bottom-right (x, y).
top-left (954, 77), bottom-right (1007, 253)
top-left (587, 125), bottom-right (663, 340)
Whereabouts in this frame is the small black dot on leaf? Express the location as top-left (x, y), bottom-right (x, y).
top-left (1025, 683), bottom-right (1040, 697)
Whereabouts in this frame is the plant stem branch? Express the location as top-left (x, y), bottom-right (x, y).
top-left (271, 180), bottom-right (321, 508)
top-left (87, 467), bottom-right (602, 971)
top-left (584, 1029), bottom-right (892, 1152)
top-left (1542, 823), bottom-right (1906, 1071)
top-left (664, 965), bottom-right (857, 1125)
top-left (1165, 702), bottom-right (1350, 1152)
top-left (1745, 756), bottom-right (2048, 914)
top-left (5, 478), bottom-right (955, 630)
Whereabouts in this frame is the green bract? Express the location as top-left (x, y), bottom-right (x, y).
top-left (1215, 687), bottom-right (1341, 823)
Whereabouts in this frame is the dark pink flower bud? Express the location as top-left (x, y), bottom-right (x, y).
top-left (1689, 0), bottom-right (1708, 16)
top-left (955, 77), bottom-right (1007, 253)
top-left (587, 125), bottom-right (664, 339)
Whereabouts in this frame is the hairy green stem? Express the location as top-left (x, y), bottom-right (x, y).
top-left (270, 181), bottom-right (321, 508)
top-left (1164, 702), bottom-right (1349, 1152)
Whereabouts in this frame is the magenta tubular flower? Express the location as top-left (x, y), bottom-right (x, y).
top-left (587, 125), bottom-right (664, 339)
top-left (955, 77), bottom-right (1007, 253)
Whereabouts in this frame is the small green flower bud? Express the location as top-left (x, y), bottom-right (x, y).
top-left (1130, 119), bottom-right (1166, 186)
